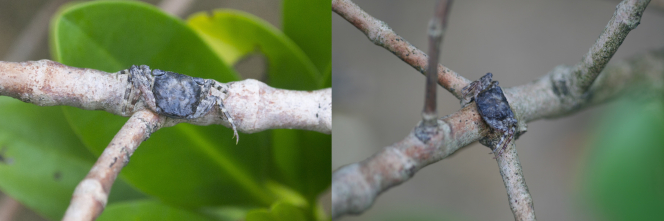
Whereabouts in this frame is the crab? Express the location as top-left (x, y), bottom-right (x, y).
top-left (122, 65), bottom-right (239, 143)
top-left (462, 73), bottom-right (517, 157)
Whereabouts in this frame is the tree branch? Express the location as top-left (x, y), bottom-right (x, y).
top-left (62, 110), bottom-right (163, 221)
top-left (569, 0), bottom-right (650, 96)
top-left (0, 60), bottom-right (331, 134)
top-left (493, 142), bottom-right (536, 221)
top-left (332, 104), bottom-right (489, 219)
top-left (332, 0), bottom-right (471, 99)
top-left (422, 0), bottom-right (452, 125)
top-left (332, 0), bottom-right (656, 218)
top-left (333, 46), bottom-right (664, 219)
top-left (0, 59), bottom-right (330, 220)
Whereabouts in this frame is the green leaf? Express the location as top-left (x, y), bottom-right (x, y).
top-left (282, 0), bottom-right (331, 75)
top-left (199, 206), bottom-right (254, 221)
top-left (272, 130), bottom-right (331, 204)
top-left (51, 1), bottom-right (274, 207)
top-left (246, 201), bottom-right (307, 221)
top-left (98, 200), bottom-right (214, 221)
top-left (0, 97), bottom-right (143, 220)
top-left (51, 1), bottom-right (238, 81)
top-left (187, 10), bottom-right (321, 90)
top-left (583, 99), bottom-right (664, 220)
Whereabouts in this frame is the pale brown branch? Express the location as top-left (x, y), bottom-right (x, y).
top-left (568, 0), bottom-right (650, 96)
top-left (332, 0), bottom-right (657, 217)
top-left (422, 0), bottom-right (453, 125)
top-left (0, 60), bottom-right (330, 219)
top-left (0, 60), bottom-right (331, 134)
top-left (494, 142), bottom-right (536, 221)
top-left (332, 0), bottom-right (471, 99)
top-left (332, 104), bottom-right (489, 219)
top-left (333, 46), bottom-right (664, 220)
top-left (507, 48), bottom-right (664, 123)
top-left (62, 110), bottom-right (163, 221)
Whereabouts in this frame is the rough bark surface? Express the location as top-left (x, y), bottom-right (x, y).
top-left (0, 60), bottom-right (332, 134)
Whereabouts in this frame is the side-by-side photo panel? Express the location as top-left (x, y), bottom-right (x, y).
top-left (332, 0), bottom-right (664, 220)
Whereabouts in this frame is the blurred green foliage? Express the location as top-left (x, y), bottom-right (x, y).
top-left (0, 0), bottom-right (330, 220)
top-left (583, 98), bottom-right (664, 220)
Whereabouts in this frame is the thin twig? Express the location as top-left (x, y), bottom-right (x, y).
top-left (494, 142), bottom-right (536, 221)
top-left (422, 0), bottom-right (453, 125)
top-left (332, 0), bottom-right (655, 218)
top-left (0, 60), bottom-right (331, 134)
top-left (332, 0), bottom-right (471, 99)
top-left (568, 0), bottom-right (650, 96)
top-left (62, 110), bottom-right (163, 221)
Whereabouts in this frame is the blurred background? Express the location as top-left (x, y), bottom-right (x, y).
top-left (0, 0), bottom-right (280, 220)
top-left (333, 0), bottom-right (664, 221)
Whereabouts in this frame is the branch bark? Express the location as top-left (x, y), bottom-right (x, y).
top-left (0, 60), bottom-right (331, 134)
top-left (332, 104), bottom-right (488, 218)
top-left (569, 0), bottom-right (650, 96)
top-left (333, 46), bottom-right (664, 219)
top-left (332, 0), bottom-right (471, 99)
top-left (422, 0), bottom-right (452, 125)
top-left (494, 142), bottom-right (536, 221)
top-left (62, 110), bottom-right (163, 221)
top-left (0, 60), bottom-right (332, 219)
top-left (332, 0), bottom-right (655, 218)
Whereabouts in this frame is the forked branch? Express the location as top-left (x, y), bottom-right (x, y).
top-left (332, 0), bottom-right (471, 99)
top-left (0, 60), bottom-right (331, 134)
top-left (570, 0), bottom-right (650, 96)
top-left (0, 60), bottom-right (331, 220)
top-left (332, 0), bottom-right (653, 219)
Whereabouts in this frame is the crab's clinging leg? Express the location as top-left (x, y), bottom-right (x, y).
top-left (461, 72), bottom-right (493, 106)
top-left (492, 125), bottom-right (515, 158)
top-left (131, 65), bottom-right (158, 111)
top-left (503, 126), bottom-right (515, 152)
top-left (218, 101), bottom-right (239, 144)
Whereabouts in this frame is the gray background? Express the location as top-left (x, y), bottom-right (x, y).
top-left (332, 0), bottom-right (664, 221)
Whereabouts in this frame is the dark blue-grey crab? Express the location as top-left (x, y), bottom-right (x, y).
top-left (462, 73), bottom-right (517, 156)
top-left (122, 65), bottom-right (239, 143)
